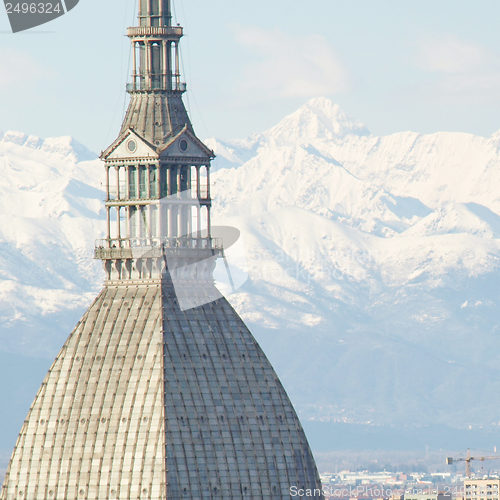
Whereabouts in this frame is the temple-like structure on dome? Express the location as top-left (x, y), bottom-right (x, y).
top-left (0, 1), bottom-right (324, 498)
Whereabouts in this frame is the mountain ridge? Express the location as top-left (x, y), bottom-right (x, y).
top-left (1, 98), bottom-right (500, 433)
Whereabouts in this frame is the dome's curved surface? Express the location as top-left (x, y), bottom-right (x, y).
top-left (1, 281), bottom-right (323, 499)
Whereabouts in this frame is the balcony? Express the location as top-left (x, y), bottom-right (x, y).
top-left (127, 26), bottom-right (183, 39)
top-left (126, 80), bottom-right (187, 93)
top-left (95, 236), bottom-right (223, 260)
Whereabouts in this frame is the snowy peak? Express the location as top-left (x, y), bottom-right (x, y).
top-left (4, 99), bottom-right (500, 430)
top-left (265, 97), bottom-right (370, 145)
top-left (208, 98), bottom-right (370, 169)
top-left (42, 136), bottom-right (97, 162)
top-left (0, 131), bottom-right (96, 162)
top-left (0, 132), bottom-right (104, 356)
top-left (0, 131), bottom-right (43, 149)
top-left (204, 136), bottom-right (261, 171)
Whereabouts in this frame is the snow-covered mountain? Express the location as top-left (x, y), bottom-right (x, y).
top-left (0, 132), bottom-right (103, 354)
top-left (209, 97), bottom-right (500, 430)
top-left (2, 98), bottom-right (500, 439)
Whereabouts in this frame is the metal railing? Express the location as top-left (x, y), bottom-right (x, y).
top-left (126, 79), bottom-right (187, 93)
top-left (127, 26), bottom-right (183, 38)
top-left (95, 236), bottom-right (223, 251)
top-left (106, 195), bottom-right (202, 204)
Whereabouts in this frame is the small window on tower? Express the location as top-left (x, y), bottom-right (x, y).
top-left (160, 165), bottom-right (169, 197)
top-left (129, 166), bottom-right (137, 198)
top-left (139, 166), bottom-right (147, 198)
top-left (150, 166), bottom-right (158, 197)
top-left (180, 167), bottom-right (189, 192)
top-left (127, 140), bottom-right (137, 153)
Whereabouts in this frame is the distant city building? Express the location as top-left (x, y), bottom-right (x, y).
top-left (339, 471), bottom-right (397, 485)
top-left (404, 493), bottom-right (451, 500)
top-left (464, 478), bottom-right (500, 500)
top-left (0, 1), bottom-right (323, 499)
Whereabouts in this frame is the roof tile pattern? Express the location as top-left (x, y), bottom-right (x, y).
top-left (0, 285), bottom-right (166, 500)
top-left (162, 282), bottom-right (322, 498)
top-left (120, 93), bottom-right (193, 149)
top-left (0, 281), bottom-right (323, 499)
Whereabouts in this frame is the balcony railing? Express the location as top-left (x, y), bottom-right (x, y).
top-left (127, 26), bottom-right (183, 38)
top-left (95, 236), bottom-right (223, 251)
top-left (106, 193), bottom-right (204, 203)
top-left (126, 80), bottom-right (187, 93)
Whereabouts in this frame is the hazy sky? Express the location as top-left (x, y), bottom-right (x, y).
top-left (1, 0), bottom-right (500, 152)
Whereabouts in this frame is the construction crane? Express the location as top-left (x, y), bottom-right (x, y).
top-left (446, 449), bottom-right (500, 477)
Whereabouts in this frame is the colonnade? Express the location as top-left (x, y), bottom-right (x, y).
top-left (130, 39), bottom-right (182, 91)
top-left (105, 163), bottom-right (211, 244)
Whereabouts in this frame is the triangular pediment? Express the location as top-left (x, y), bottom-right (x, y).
top-left (159, 126), bottom-right (214, 161)
top-left (101, 129), bottom-right (158, 161)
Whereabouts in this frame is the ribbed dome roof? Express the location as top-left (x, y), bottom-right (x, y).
top-left (0, 281), bottom-right (324, 499)
top-left (120, 92), bottom-right (194, 148)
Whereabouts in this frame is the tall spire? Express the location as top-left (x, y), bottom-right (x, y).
top-left (98, 0), bottom-right (216, 285)
top-left (128, 0), bottom-right (184, 93)
top-left (118, 0), bottom-right (192, 147)
top-left (139, 0), bottom-right (172, 27)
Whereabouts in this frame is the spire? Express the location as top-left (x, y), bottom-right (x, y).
top-left (127, 0), bottom-right (185, 93)
top-left (120, 0), bottom-right (192, 146)
top-left (97, 0), bottom-right (216, 283)
top-left (138, 0), bottom-right (172, 27)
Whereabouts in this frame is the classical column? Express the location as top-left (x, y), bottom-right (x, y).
top-left (196, 166), bottom-right (201, 199)
top-left (176, 165), bottom-right (182, 198)
top-left (187, 205), bottom-right (192, 240)
top-left (126, 166), bottom-right (131, 199)
top-left (178, 205), bottom-right (183, 240)
top-left (137, 205), bottom-right (144, 240)
top-left (147, 205), bottom-right (152, 240)
top-left (161, 204), bottom-right (168, 241)
top-left (105, 165), bottom-right (110, 201)
top-left (167, 205), bottom-right (172, 239)
top-left (175, 41), bottom-right (180, 89)
top-left (146, 165), bottom-right (151, 199)
top-left (127, 206), bottom-right (132, 240)
top-left (162, 40), bottom-right (168, 89)
top-left (157, 168), bottom-right (163, 241)
top-left (156, 164), bottom-right (161, 198)
top-left (206, 165), bottom-right (211, 199)
top-left (132, 42), bottom-right (137, 90)
top-left (116, 207), bottom-right (121, 243)
top-left (115, 166), bottom-right (120, 200)
top-left (106, 207), bottom-right (111, 242)
top-left (167, 166), bottom-right (172, 196)
top-left (169, 205), bottom-right (177, 239)
top-left (145, 42), bottom-right (151, 89)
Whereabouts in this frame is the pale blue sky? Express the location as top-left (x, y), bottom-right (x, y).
top-left (1, 0), bottom-right (500, 152)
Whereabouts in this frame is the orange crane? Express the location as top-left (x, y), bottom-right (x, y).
top-left (446, 449), bottom-right (500, 477)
